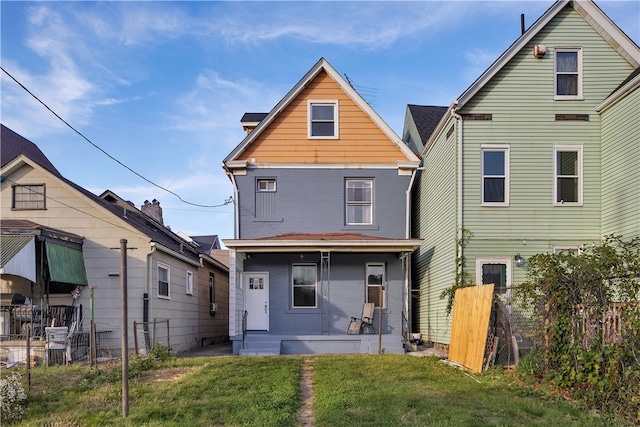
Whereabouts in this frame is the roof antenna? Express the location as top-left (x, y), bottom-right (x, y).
top-left (344, 74), bottom-right (378, 107)
top-left (521, 14), bottom-right (525, 35)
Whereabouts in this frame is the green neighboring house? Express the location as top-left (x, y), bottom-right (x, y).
top-left (404, 0), bottom-right (640, 348)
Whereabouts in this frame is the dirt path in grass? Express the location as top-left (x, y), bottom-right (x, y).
top-left (296, 358), bottom-right (315, 426)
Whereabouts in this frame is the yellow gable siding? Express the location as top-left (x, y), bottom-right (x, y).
top-left (239, 70), bottom-right (407, 164)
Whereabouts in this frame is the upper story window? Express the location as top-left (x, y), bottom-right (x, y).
top-left (554, 48), bottom-right (583, 100)
top-left (554, 145), bottom-right (583, 206)
top-left (481, 145), bottom-right (509, 206)
top-left (12, 184), bottom-right (46, 210)
top-left (308, 100), bottom-right (339, 139)
top-left (257, 179), bottom-right (276, 192)
top-left (158, 263), bottom-right (170, 298)
top-left (346, 179), bottom-right (373, 225)
top-left (209, 273), bottom-right (216, 315)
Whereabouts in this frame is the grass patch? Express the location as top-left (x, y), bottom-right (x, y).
top-left (5, 353), bottom-right (630, 426)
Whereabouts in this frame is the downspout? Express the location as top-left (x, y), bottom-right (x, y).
top-left (144, 242), bottom-right (157, 350)
top-left (403, 165), bottom-right (420, 342)
top-left (223, 164), bottom-right (240, 239)
top-left (451, 102), bottom-right (464, 265)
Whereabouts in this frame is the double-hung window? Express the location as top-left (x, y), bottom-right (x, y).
top-left (12, 184), bottom-right (46, 210)
top-left (554, 145), bottom-right (582, 205)
top-left (366, 263), bottom-right (386, 308)
top-left (308, 100), bottom-right (338, 138)
top-left (481, 146), bottom-right (509, 206)
top-left (209, 273), bottom-right (216, 314)
top-left (292, 263), bottom-right (317, 308)
top-left (346, 179), bottom-right (373, 225)
top-left (158, 263), bottom-right (170, 298)
top-left (554, 48), bottom-right (582, 99)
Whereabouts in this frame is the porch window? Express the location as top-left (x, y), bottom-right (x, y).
top-left (292, 263), bottom-right (317, 308)
top-left (366, 263), bottom-right (386, 308)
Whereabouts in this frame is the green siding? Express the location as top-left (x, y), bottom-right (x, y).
top-left (410, 5), bottom-right (637, 346)
top-left (412, 116), bottom-right (457, 344)
top-left (601, 86), bottom-right (640, 238)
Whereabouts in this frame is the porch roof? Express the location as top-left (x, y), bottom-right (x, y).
top-left (223, 233), bottom-right (422, 253)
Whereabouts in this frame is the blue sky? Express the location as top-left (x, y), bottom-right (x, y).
top-left (2, 1), bottom-right (638, 243)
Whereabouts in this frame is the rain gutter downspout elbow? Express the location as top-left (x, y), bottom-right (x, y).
top-left (222, 163), bottom-right (240, 239)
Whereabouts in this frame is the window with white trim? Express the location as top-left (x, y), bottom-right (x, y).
top-left (308, 100), bottom-right (338, 138)
top-left (12, 184), bottom-right (46, 210)
top-left (481, 146), bottom-right (509, 205)
top-left (366, 263), bottom-right (386, 308)
top-left (186, 270), bottom-right (193, 295)
top-left (257, 179), bottom-right (276, 192)
top-left (346, 179), bottom-right (373, 225)
top-left (158, 263), bottom-right (170, 298)
top-left (554, 48), bottom-right (582, 99)
top-left (554, 146), bottom-right (582, 205)
top-left (553, 245), bottom-right (582, 255)
top-left (292, 263), bottom-right (317, 308)
top-left (476, 257), bottom-right (512, 295)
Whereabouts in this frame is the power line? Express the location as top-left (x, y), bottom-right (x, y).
top-left (1, 65), bottom-right (231, 209)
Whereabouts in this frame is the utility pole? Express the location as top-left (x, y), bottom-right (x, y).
top-left (120, 239), bottom-right (129, 418)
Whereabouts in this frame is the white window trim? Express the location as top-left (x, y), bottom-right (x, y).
top-left (475, 257), bottom-right (513, 297)
top-left (366, 262), bottom-right (386, 309)
top-left (345, 179), bottom-right (374, 225)
top-left (307, 100), bottom-right (339, 139)
top-left (291, 263), bottom-right (318, 308)
top-left (481, 144), bottom-right (510, 207)
top-left (186, 270), bottom-right (194, 295)
top-left (553, 145), bottom-right (583, 206)
top-left (257, 179), bottom-right (276, 192)
top-left (554, 47), bottom-right (583, 100)
top-left (157, 262), bottom-right (171, 299)
top-left (553, 245), bottom-right (583, 254)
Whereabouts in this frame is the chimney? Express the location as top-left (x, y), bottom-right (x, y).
top-left (141, 199), bottom-right (164, 225)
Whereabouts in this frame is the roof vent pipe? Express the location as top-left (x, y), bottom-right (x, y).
top-left (521, 14), bottom-right (525, 35)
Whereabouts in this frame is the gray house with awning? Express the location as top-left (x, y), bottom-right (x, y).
top-left (1, 124), bottom-right (229, 365)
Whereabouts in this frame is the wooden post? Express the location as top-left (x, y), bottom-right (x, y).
top-left (26, 327), bottom-right (31, 392)
top-left (133, 321), bottom-right (138, 355)
top-left (378, 284), bottom-right (384, 354)
top-left (166, 319), bottom-right (170, 351)
top-left (120, 239), bottom-right (129, 418)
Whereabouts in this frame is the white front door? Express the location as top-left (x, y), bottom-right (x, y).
top-left (245, 272), bottom-right (269, 330)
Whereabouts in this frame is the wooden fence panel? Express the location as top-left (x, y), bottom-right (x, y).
top-left (448, 284), bottom-right (495, 373)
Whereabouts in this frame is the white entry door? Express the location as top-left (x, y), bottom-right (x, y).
top-left (245, 272), bottom-right (269, 330)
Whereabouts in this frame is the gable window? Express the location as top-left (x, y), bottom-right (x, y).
top-left (554, 145), bottom-right (582, 205)
top-left (158, 263), bottom-right (170, 298)
top-left (209, 273), bottom-right (216, 315)
top-left (186, 270), bottom-right (193, 295)
top-left (346, 179), bottom-right (373, 225)
top-left (554, 48), bottom-right (582, 99)
top-left (308, 100), bottom-right (338, 138)
top-left (12, 184), bottom-right (46, 210)
top-left (257, 179), bottom-right (276, 192)
top-left (481, 146), bottom-right (509, 206)
top-left (476, 257), bottom-right (512, 295)
top-left (292, 263), bottom-right (317, 308)
top-left (366, 263), bottom-right (386, 308)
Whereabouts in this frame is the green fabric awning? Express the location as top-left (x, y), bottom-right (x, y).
top-left (45, 241), bottom-right (88, 286)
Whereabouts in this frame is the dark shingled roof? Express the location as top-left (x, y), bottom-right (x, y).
top-left (1, 124), bottom-right (204, 263)
top-left (610, 67), bottom-right (640, 95)
top-left (241, 113), bottom-right (268, 123)
top-left (407, 105), bottom-right (449, 143)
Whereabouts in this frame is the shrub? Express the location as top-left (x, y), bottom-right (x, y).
top-left (0, 372), bottom-right (27, 424)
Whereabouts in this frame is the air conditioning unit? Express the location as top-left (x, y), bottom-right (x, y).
top-left (210, 303), bottom-right (217, 313)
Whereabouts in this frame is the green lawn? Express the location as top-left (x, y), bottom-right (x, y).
top-left (7, 354), bottom-right (628, 426)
